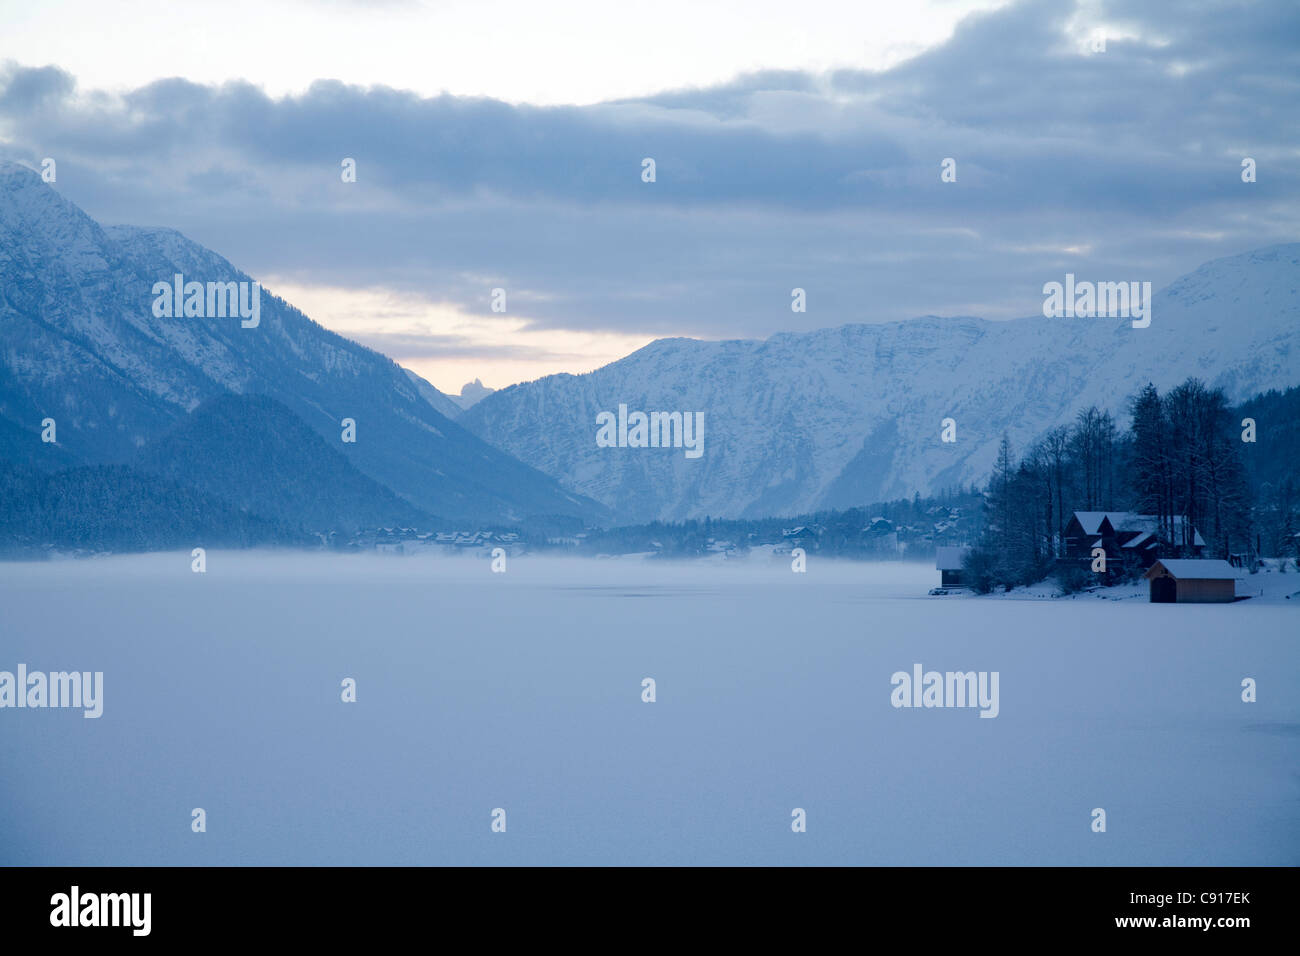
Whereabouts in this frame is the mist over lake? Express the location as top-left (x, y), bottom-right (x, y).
top-left (3, 552), bottom-right (1295, 866)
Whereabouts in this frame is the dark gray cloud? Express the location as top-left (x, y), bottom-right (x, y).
top-left (1, 0), bottom-right (1296, 346)
top-left (0, 62), bottom-right (74, 114)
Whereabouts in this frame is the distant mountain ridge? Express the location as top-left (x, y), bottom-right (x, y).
top-left (5, 159), bottom-right (1295, 534)
top-left (0, 161), bottom-right (606, 524)
top-left (460, 244), bottom-right (1300, 524)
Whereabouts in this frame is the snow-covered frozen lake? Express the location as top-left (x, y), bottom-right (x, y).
top-left (2, 552), bottom-right (1296, 865)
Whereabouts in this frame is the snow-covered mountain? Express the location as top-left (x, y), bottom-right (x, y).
top-left (0, 161), bottom-right (604, 524)
top-left (461, 244), bottom-right (1300, 524)
top-left (403, 367), bottom-right (466, 421)
top-left (452, 378), bottom-right (495, 411)
top-left (400, 371), bottom-right (494, 418)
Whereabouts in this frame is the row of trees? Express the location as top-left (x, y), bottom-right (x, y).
top-left (969, 378), bottom-right (1255, 591)
top-left (1130, 380), bottom-right (1252, 558)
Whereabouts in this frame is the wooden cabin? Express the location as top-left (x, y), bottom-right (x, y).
top-left (1064, 511), bottom-right (1205, 573)
top-left (776, 525), bottom-right (819, 556)
top-left (935, 546), bottom-right (972, 588)
top-left (1143, 559), bottom-right (1238, 603)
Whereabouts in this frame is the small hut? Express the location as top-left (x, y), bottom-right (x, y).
top-left (1143, 559), bottom-right (1238, 604)
top-left (935, 546), bottom-right (972, 588)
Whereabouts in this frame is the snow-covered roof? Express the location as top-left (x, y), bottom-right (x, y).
top-left (1072, 511), bottom-right (1205, 547)
top-left (1146, 559), bottom-right (1239, 580)
top-left (1122, 531), bottom-right (1155, 549)
top-left (1072, 511), bottom-right (1128, 534)
top-left (935, 545), bottom-right (971, 570)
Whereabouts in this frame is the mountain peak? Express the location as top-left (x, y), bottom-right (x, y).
top-left (0, 159), bottom-right (48, 186)
top-left (0, 159), bottom-right (88, 224)
top-left (455, 378), bottom-right (496, 410)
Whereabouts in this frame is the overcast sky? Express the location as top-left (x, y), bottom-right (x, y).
top-left (1, 0), bottom-right (1296, 392)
